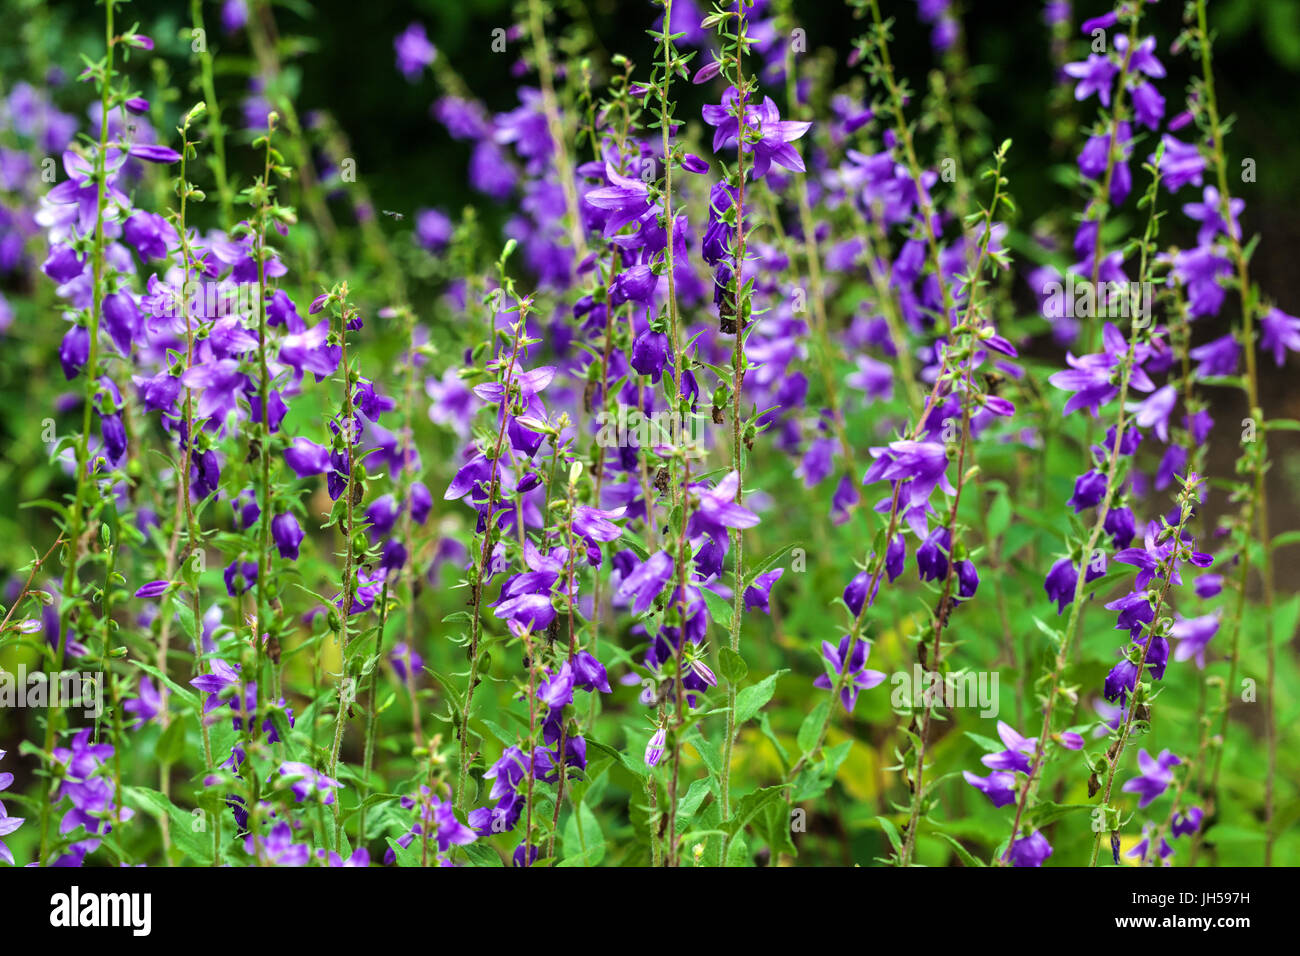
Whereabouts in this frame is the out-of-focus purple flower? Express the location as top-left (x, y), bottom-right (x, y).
top-left (394, 23), bottom-right (437, 81)
top-left (0, 748), bottom-right (21, 865)
top-left (1058, 731), bottom-right (1085, 750)
top-left (122, 677), bottom-right (166, 731)
top-left (1260, 307), bottom-right (1300, 367)
top-left (1171, 806), bottom-right (1203, 838)
top-left (415, 208), bottom-right (453, 251)
top-left (1171, 612), bottom-right (1219, 669)
top-left (1151, 136), bottom-right (1205, 192)
top-left (285, 437), bottom-right (331, 477)
top-left (1183, 186), bottom-right (1243, 245)
top-left (390, 642), bottom-right (424, 683)
top-left (278, 762), bottom-right (341, 805)
top-left (1063, 54), bottom-right (1118, 106)
top-left (1189, 334), bottom-right (1239, 379)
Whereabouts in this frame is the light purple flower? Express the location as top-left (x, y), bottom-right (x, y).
top-left (394, 23), bottom-right (437, 81)
top-left (1121, 748), bottom-right (1180, 808)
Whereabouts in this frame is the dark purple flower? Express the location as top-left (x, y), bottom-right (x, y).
top-left (1104, 656), bottom-right (1140, 705)
top-left (272, 513), bottom-right (304, 560)
top-left (963, 770), bottom-right (1017, 808)
top-left (1189, 334), bottom-right (1240, 379)
top-left (223, 560), bottom-right (258, 596)
top-left (1171, 806), bottom-right (1203, 837)
top-left (630, 329), bottom-right (670, 383)
top-left (702, 89), bottom-right (812, 179)
top-left (285, 437), bottom-right (331, 477)
top-left (956, 559), bottom-right (979, 598)
top-left (744, 567), bottom-right (784, 614)
top-left (572, 650), bottom-right (611, 694)
top-left (1151, 136), bottom-right (1206, 192)
top-left (1103, 504), bottom-right (1136, 550)
top-left (1067, 469), bottom-right (1108, 512)
top-left (59, 325), bottom-right (89, 380)
top-left (1260, 307), bottom-right (1300, 366)
top-left (134, 579), bottom-right (170, 599)
top-left (813, 636), bottom-right (886, 712)
top-left (1008, 830), bottom-right (1053, 867)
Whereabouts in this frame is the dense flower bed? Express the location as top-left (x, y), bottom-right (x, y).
top-left (0, 0), bottom-right (1294, 868)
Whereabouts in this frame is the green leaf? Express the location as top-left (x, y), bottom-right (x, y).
top-left (1027, 801), bottom-right (1093, 829)
top-left (171, 596), bottom-right (197, 643)
top-left (964, 731), bottom-right (1003, 753)
top-left (757, 798), bottom-right (798, 859)
top-left (1264, 418), bottom-right (1300, 432)
top-left (935, 832), bottom-right (985, 866)
top-left (588, 737), bottom-right (647, 780)
top-left (718, 647), bottom-right (747, 684)
top-left (757, 711), bottom-right (790, 772)
top-left (1032, 615), bottom-right (1064, 648)
top-left (875, 815), bottom-right (903, 853)
top-left (124, 786), bottom-right (212, 865)
top-left (700, 587), bottom-right (734, 630)
top-left (460, 842), bottom-right (504, 867)
top-left (735, 669), bottom-right (787, 725)
top-left (723, 785), bottom-right (786, 836)
top-left (798, 699), bottom-right (830, 757)
top-left (987, 491), bottom-right (1011, 539)
top-left (1273, 594), bottom-right (1300, 649)
top-left (675, 778), bottom-right (714, 832)
top-left (743, 541), bottom-right (800, 589)
top-left (1271, 530), bottom-right (1300, 552)
top-left (560, 800), bottom-right (605, 865)
top-left (155, 716), bottom-right (190, 765)
top-left (386, 835), bottom-right (423, 867)
top-left (792, 740), bottom-right (852, 802)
